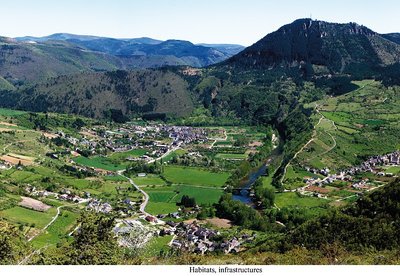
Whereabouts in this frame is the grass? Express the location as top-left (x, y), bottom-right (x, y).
top-left (133, 175), bottom-right (167, 186)
top-left (108, 149), bottom-right (148, 161)
top-left (143, 235), bottom-right (173, 257)
top-left (72, 156), bottom-right (125, 171)
top-left (176, 185), bottom-right (223, 206)
top-left (292, 80), bottom-right (400, 174)
top-left (0, 206), bottom-right (56, 229)
top-left (162, 166), bottom-right (229, 187)
top-left (104, 175), bottom-right (128, 181)
top-left (384, 166), bottom-right (400, 174)
top-left (275, 192), bottom-right (329, 209)
top-left (214, 141), bottom-right (233, 146)
top-left (162, 149), bottom-right (186, 163)
top-left (143, 183), bottom-right (224, 215)
top-left (145, 202), bottom-right (178, 215)
top-left (0, 108), bottom-right (27, 117)
top-left (31, 210), bottom-right (79, 248)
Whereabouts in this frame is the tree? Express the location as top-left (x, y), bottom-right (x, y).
top-left (0, 220), bottom-right (30, 264)
top-left (179, 195), bottom-right (196, 208)
top-left (38, 212), bottom-right (122, 265)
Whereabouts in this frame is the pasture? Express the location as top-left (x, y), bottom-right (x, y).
top-left (275, 192), bottom-right (329, 209)
top-left (143, 183), bottom-right (224, 215)
top-left (162, 166), bottom-right (229, 187)
top-left (32, 210), bottom-right (79, 248)
top-left (108, 149), bottom-right (148, 161)
top-left (133, 175), bottom-right (167, 186)
top-left (0, 206), bottom-right (56, 229)
top-left (72, 156), bottom-right (125, 171)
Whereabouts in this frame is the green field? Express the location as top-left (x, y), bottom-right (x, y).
top-left (0, 206), bottom-right (56, 229)
top-left (133, 175), bottom-right (167, 186)
top-left (143, 235), bottom-right (173, 257)
top-left (292, 80), bottom-right (400, 173)
top-left (72, 156), bottom-right (125, 171)
top-left (144, 184), bottom-right (224, 214)
top-left (275, 192), bottom-right (329, 209)
top-left (31, 210), bottom-right (79, 248)
top-left (162, 166), bottom-right (229, 187)
top-left (108, 149), bottom-right (148, 161)
top-left (214, 141), bottom-right (233, 146)
top-left (145, 202), bottom-right (178, 214)
top-left (384, 166), bottom-right (400, 174)
top-left (0, 108), bottom-right (27, 117)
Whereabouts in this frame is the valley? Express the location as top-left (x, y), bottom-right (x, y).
top-left (1, 17), bottom-right (400, 266)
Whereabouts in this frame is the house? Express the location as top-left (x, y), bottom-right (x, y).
top-left (171, 240), bottom-right (182, 248)
top-left (166, 221), bottom-right (177, 228)
top-left (145, 216), bottom-right (157, 223)
top-left (170, 212), bottom-right (180, 219)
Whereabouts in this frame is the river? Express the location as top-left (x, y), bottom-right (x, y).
top-left (232, 164), bottom-right (268, 205)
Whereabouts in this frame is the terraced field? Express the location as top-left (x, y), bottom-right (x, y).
top-left (293, 80), bottom-right (400, 172)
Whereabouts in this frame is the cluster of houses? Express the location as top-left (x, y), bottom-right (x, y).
top-left (344, 151), bottom-right (400, 175)
top-left (162, 221), bottom-right (242, 254)
top-left (25, 186), bottom-right (88, 204)
top-left (299, 151), bottom-right (400, 198)
top-left (162, 126), bottom-right (208, 146)
top-left (86, 199), bottom-right (113, 213)
top-left (41, 121), bottom-right (216, 176)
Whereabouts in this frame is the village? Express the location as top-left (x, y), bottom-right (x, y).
top-left (297, 151), bottom-right (400, 199)
top-left (113, 216), bottom-right (246, 255)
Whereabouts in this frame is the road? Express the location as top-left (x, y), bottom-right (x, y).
top-left (118, 171), bottom-right (151, 216)
top-left (147, 146), bottom-right (180, 164)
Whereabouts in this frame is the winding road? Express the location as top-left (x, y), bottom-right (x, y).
top-left (118, 171), bottom-right (151, 216)
top-left (280, 106), bottom-right (338, 185)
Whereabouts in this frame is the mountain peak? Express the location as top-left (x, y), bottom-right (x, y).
top-left (225, 18), bottom-right (399, 76)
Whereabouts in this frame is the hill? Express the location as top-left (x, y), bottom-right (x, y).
top-left (0, 37), bottom-right (121, 84)
top-left (1, 69), bottom-right (194, 118)
top-left (15, 34), bottom-right (243, 69)
top-left (225, 19), bottom-right (400, 79)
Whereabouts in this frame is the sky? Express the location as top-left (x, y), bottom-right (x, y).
top-left (1, 0), bottom-right (400, 46)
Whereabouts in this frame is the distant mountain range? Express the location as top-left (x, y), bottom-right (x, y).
top-left (2, 19), bottom-right (400, 120)
top-left (0, 34), bottom-right (243, 85)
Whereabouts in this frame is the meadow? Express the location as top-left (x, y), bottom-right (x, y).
top-left (132, 175), bottom-right (167, 186)
top-left (72, 156), bottom-right (126, 171)
top-left (143, 183), bottom-right (224, 214)
top-left (0, 206), bottom-right (57, 229)
top-left (275, 192), bottom-right (329, 208)
top-left (31, 209), bottom-right (79, 248)
top-left (108, 149), bottom-right (148, 161)
top-left (162, 166), bottom-right (229, 187)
